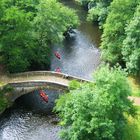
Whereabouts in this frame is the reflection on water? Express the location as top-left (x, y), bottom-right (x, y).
top-left (0, 0), bottom-right (101, 140)
top-left (51, 0), bottom-right (101, 80)
top-left (51, 30), bottom-right (100, 80)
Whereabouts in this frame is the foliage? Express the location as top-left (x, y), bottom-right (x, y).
top-left (101, 0), bottom-right (139, 65)
top-left (75, 0), bottom-right (90, 7)
top-left (87, 0), bottom-right (112, 28)
top-left (122, 4), bottom-right (140, 75)
top-left (68, 80), bottom-right (81, 90)
top-left (75, 0), bottom-right (112, 27)
top-left (1, 6), bottom-right (33, 73)
top-left (0, 0), bottom-right (79, 73)
top-left (123, 106), bottom-right (140, 140)
top-left (128, 77), bottom-right (140, 97)
top-left (55, 65), bottom-right (134, 140)
top-left (0, 85), bottom-right (13, 113)
top-left (34, 0), bottom-right (79, 43)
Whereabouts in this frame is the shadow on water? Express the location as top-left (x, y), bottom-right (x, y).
top-left (15, 89), bottom-right (62, 114)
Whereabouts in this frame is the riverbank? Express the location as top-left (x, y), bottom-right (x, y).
top-left (0, 86), bottom-right (13, 115)
top-left (128, 77), bottom-right (140, 97)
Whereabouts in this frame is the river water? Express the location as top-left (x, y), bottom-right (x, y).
top-left (0, 1), bottom-right (101, 140)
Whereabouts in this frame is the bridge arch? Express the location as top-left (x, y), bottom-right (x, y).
top-left (1, 71), bottom-right (91, 102)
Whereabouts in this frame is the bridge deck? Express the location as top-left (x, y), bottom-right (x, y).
top-left (1, 71), bottom-right (140, 106)
top-left (0, 75), bottom-right (69, 86)
top-left (0, 71), bottom-right (91, 87)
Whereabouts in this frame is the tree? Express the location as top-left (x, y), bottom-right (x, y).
top-left (0, 85), bottom-right (13, 113)
top-left (55, 65), bottom-right (134, 140)
top-left (1, 6), bottom-right (34, 72)
top-left (87, 0), bottom-right (112, 28)
top-left (101, 0), bottom-right (139, 65)
top-left (122, 4), bottom-right (140, 75)
top-left (0, 0), bottom-right (79, 73)
top-left (34, 0), bottom-right (79, 43)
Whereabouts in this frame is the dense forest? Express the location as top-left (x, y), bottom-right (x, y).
top-left (0, 0), bottom-right (79, 73)
top-left (0, 0), bottom-right (140, 140)
top-left (76, 0), bottom-right (140, 76)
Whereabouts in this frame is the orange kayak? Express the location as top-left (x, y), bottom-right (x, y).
top-left (39, 90), bottom-right (49, 103)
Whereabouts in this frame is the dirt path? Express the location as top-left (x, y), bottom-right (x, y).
top-left (128, 96), bottom-right (140, 106)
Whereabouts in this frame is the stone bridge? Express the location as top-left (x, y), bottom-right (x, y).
top-left (0, 71), bottom-right (91, 102)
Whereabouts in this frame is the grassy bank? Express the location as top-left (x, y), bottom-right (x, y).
top-left (123, 106), bottom-right (140, 140)
top-left (128, 77), bottom-right (140, 97)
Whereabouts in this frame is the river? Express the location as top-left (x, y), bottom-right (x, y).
top-left (0, 1), bottom-right (101, 140)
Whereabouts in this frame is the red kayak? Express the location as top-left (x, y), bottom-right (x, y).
top-left (55, 67), bottom-right (61, 73)
top-left (39, 90), bottom-right (48, 103)
top-left (54, 52), bottom-right (61, 59)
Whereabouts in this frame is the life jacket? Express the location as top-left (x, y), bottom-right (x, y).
top-left (54, 52), bottom-right (61, 59)
top-left (39, 90), bottom-right (49, 103)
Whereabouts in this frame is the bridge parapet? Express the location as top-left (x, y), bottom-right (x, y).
top-left (8, 71), bottom-right (91, 83)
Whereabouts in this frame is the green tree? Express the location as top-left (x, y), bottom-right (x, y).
top-left (34, 0), bottom-right (79, 43)
top-left (0, 85), bottom-right (13, 113)
top-left (55, 65), bottom-right (134, 140)
top-left (0, 0), bottom-right (79, 73)
top-left (31, 0), bottom-right (79, 70)
top-left (1, 6), bottom-right (34, 72)
top-left (122, 4), bottom-right (140, 75)
top-left (87, 0), bottom-right (112, 28)
top-left (101, 0), bottom-right (138, 65)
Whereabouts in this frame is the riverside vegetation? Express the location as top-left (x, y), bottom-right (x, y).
top-left (0, 0), bottom-right (140, 140)
top-left (0, 0), bottom-right (79, 113)
top-left (0, 0), bottom-right (79, 73)
top-left (55, 0), bottom-right (140, 140)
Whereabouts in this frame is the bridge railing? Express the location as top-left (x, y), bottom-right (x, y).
top-left (8, 71), bottom-right (92, 83)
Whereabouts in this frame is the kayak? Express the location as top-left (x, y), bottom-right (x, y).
top-left (54, 52), bottom-right (61, 59)
top-left (55, 67), bottom-right (61, 73)
top-left (39, 90), bottom-right (49, 103)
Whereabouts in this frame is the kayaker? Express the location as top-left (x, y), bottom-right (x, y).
top-left (55, 67), bottom-right (61, 73)
top-left (54, 52), bottom-right (61, 59)
top-left (39, 90), bottom-right (49, 103)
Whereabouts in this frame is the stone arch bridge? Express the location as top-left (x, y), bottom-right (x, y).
top-left (0, 71), bottom-right (91, 102)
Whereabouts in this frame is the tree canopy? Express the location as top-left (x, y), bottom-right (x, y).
top-left (101, 0), bottom-right (139, 65)
top-left (55, 65), bottom-right (134, 140)
top-left (87, 0), bottom-right (112, 28)
top-left (122, 4), bottom-right (140, 75)
top-left (0, 0), bottom-right (79, 73)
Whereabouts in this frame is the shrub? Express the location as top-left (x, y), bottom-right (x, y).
top-left (101, 0), bottom-right (138, 65)
top-left (55, 65), bottom-right (134, 140)
top-left (122, 4), bottom-right (140, 75)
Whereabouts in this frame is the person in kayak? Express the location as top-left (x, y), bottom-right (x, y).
top-left (54, 52), bottom-right (61, 59)
top-left (55, 67), bottom-right (61, 73)
top-left (39, 90), bottom-right (49, 103)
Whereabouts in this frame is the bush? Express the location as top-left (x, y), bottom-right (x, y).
top-left (87, 0), bottom-right (112, 28)
top-left (122, 4), bottom-right (140, 75)
top-left (0, 85), bottom-right (13, 113)
top-left (123, 106), bottom-right (140, 140)
top-left (0, 0), bottom-right (79, 73)
top-left (55, 65), bottom-right (134, 140)
top-left (101, 0), bottom-right (139, 65)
